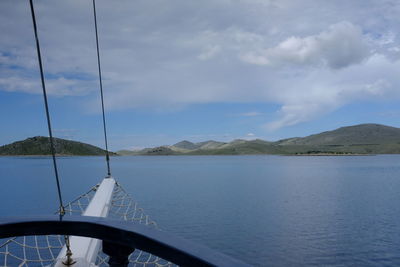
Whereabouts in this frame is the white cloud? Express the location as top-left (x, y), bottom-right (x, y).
top-left (1, 0), bottom-right (400, 132)
top-left (265, 54), bottom-right (400, 130)
top-left (241, 22), bottom-right (370, 69)
top-left (198, 45), bottom-right (221, 60)
top-left (375, 31), bottom-right (396, 46)
top-left (389, 46), bottom-right (400, 53)
top-left (0, 76), bottom-right (96, 96)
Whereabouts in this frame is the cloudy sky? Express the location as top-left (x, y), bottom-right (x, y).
top-left (1, 0), bottom-right (400, 150)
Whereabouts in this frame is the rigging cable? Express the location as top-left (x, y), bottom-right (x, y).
top-left (92, 0), bottom-right (112, 177)
top-left (29, 0), bottom-right (75, 265)
top-left (28, 0), bottom-right (65, 216)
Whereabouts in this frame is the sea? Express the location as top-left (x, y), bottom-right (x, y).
top-left (1, 155), bottom-right (400, 266)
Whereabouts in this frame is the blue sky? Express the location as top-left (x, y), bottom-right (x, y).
top-left (1, 0), bottom-right (400, 150)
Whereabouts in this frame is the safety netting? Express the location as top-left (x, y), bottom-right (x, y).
top-left (0, 182), bottom-right (174, 266)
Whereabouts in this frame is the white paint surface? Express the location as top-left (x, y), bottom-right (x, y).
top-left (54, 177), bottom-right (116, 267)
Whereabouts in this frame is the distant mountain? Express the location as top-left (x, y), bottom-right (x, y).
top-left (188, 139), bottom-right (280, 155)
top-left (118, 140), bottom-right (227, 155)
top-left (275, 123), bottom-right (400, 155)
top-left (195, 140), bottom-right (226, 150)
top-left (0, 136), bottom-right (114, 156)
top-left (117, 149), bottom-right (137, 156)
top-left (141, 146), bottom-right (177, 155)
top-left (277, 124), bottom-right (400, 146)
top-left (171, 140), bottom-right (226, 150)
top-left (119, 124), bottom-right (400, 155)
top-left (172, 140), bottom-right (198, 150)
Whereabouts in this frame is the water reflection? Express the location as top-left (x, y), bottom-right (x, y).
top-left (1, 155), bottom-right (400, 266)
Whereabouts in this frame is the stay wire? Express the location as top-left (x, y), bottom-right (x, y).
top-left (92, 0), bottom-right (111, 177)
top-left (28, 0), bottom-right (65, 216)
top-left (29, 1), bottom-right (75, 263)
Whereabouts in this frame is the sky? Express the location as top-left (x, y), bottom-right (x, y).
top-left (1, 0), bottom-right (400, 151)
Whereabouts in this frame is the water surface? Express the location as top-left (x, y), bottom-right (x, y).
top-left (1, 155), bottom-right (400, 266)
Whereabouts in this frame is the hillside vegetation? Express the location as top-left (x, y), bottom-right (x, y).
top-left (0, 136), bottom-right (114, 156)
top-left (118, 124), bottom-right (400, 155)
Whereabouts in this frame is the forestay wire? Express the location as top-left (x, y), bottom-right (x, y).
top-left (28, 0), bottom-right (65, 217)
top-left (13, 1), bottom-right (174, 266)
top-left (28, 0), bottom-right (74, 264)
top-left (29, 0), bottom-right (112, 203)
top-left (92, 0), bottom-right (112, 177)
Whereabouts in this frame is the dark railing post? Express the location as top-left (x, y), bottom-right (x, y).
top-left (102, 240), bottom-right (135, 267)
top-left (0, 216), bottom-right (251, 267)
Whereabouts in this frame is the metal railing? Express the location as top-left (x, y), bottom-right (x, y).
top-left (0, 215), bottom-right (250, 267)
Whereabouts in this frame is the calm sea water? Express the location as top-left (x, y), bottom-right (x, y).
top-left (1, 155), bottom-right (400, 266)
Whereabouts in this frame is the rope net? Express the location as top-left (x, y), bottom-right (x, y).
top-left (0, 182), bottom-right (174, 266)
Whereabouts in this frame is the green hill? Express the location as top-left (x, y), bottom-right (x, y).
top-left (141, 146), bottom-right (177, 155)
top-left (172, 140), bottom-right (199, 150)
top-left (274, 124), bottom-right (400, 155)
top-left (277, 124), bottom-right (400, 146)
top-left (189, 139), bottom-right (277, 155)
top-left (170, 140), bottom-right (226, 151)
top-left (0, 136), bottom-right (114, 156)
top-left (117, 146), bottom-right (178, 156)
top-left (118, 140), bottom-right (227, 155)
top-left (195, 140), bottom-right (226, 149)
top-left (120, 124), bottom-right (400, 155)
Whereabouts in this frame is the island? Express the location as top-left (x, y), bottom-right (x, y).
top-left (118, 124), bottom-right (400, 156)
top-left (2, 124), bottom-right (400, 156)
top-left (0, 136), bottom-right (115, 156)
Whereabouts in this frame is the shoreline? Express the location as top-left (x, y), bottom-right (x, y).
top-left (0, 154), bottom-right (116, 157)
top-left (111, 153), bottom-right (380, 156)
top-left (287, 153), bottom-right (374, 156)
top-left (0, 153), bottom-right (392, 157)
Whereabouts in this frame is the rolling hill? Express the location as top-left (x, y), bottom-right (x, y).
top-left (118, 124), bottom-right (400, 155)
top-left (0, 136), bottom-right (114, 156)
top-left (277, 124), bottom-right (400, 145)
